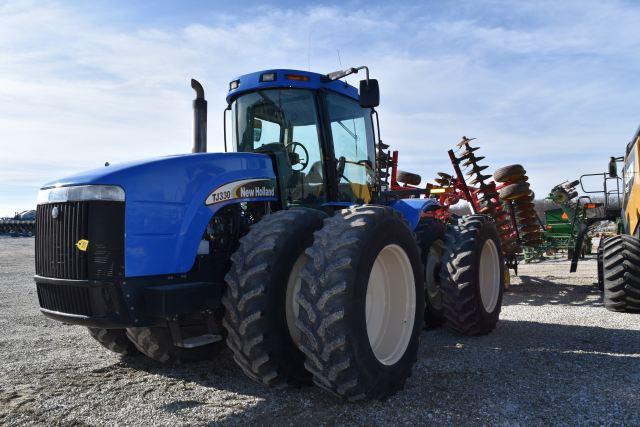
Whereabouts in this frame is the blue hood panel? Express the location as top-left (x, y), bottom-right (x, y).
top-left (44, 152), bottom-right (276, 277)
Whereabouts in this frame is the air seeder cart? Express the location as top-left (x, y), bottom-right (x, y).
top-left (594, 127), bottom-right (640, 312)
top-left (34, 67), bottom-right (507, 400)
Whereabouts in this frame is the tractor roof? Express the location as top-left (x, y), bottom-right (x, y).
top-left (226, 69), bottom-right (359, 104)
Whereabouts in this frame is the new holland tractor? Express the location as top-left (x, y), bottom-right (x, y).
top-left (33, 67), bottom-right (505, 400)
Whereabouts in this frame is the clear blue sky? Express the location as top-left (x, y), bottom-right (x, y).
top-left (1, 0), bottom-right (639, 215)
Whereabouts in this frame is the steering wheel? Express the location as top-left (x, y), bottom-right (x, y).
top-left (286, 142), bottom-right (309, 171)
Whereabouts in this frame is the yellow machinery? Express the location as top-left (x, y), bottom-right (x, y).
top-left (599, 126), bottom-right (640, 312)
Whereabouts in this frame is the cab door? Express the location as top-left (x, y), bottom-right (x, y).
top-left (323, 92), bottom-right (377, 204)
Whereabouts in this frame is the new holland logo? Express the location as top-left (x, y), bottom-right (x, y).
top-left (75, 239), bottom-right (89, 251)
top-left (205, 178), bottom-right (276, 205)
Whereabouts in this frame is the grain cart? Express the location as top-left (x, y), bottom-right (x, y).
top-left (33, 68), bottom-right (505, 401)
top-left (599, 125), bottom-right (640, 312)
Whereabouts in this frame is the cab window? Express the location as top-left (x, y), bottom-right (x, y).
top-left (325, 92), bottom-right (376, 203)
top-left (232, 89), bottom-right (326, 205)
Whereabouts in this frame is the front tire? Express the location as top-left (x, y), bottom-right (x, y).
top-left (602, 235), bottom-right (640, 312)
top-left (87, 328), bottom-right (139, 355)
top-left (126, 325), bottom-right (223, 364)
top-left (222, 208), bottom-right (327, 387)
top-left (296, 206), bottom-right (424, 401)
top-left (440, 215), bottom-right (505, 335)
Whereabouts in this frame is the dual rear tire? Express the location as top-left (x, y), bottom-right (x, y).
top-left (296, 206), bottom-right (424, 401)
top-left (440, 215), bottom-right (505, 334)
top-left (224, 205), bottom-right (424, 401)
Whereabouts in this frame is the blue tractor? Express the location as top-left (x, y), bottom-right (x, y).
top-left (34, 67), bottom-right (505, 400)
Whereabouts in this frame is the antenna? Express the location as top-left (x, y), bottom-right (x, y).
top-left (336, 49), bottom-right (348, 85)
top-left (307, 32), bottom-right (311, 71)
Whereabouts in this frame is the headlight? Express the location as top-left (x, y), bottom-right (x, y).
top-left (37, 185), bottom-right (125, 204)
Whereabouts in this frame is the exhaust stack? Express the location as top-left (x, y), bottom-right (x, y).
top-left (191, 79), bottom-right (207, 153)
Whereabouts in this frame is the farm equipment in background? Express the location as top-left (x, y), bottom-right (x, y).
top-left (598, 125), bottom-right (640, 312)
top-left (33, 67), bottom-right (507, 401)
top-left (382, 136), bottom-right (544, 290)
top-left (0, 210), bottom-right (36, 236)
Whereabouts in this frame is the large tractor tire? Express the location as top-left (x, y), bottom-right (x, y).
top-left (126, 325), bottom-right (223, 364)
top-left (223, 208), bottom-right (327, 387)
top-left (440, 215), bottom-right (505, 335)
top-left (296, 206), bottom-right (423, 401)
top-left (602, 235), bottom-right (640, 312)
top-left (415, 218), bottom-right (447, 327)
top-left (87, 328), bottom-right (139, 356)
top-left (493, 164), bottom-right (526, 183)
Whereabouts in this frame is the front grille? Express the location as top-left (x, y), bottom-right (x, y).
top-left (37, 282), bottom-right (92, 316)
top-left (36, 202), bottom-right (88, 279)
top-left (35, 201), bottom-right (125, 280)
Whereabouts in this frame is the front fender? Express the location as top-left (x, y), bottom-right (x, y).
top-left (389, 198), bottom-right (440, 230)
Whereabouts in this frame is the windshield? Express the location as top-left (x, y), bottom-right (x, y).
top-left (231, 89), bottom-right (326, 205)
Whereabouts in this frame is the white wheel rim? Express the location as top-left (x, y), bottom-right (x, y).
top-left (285, 254), bottom-right (305, 347)
top-left (479, 239), bottom-right (501, 312)
top-left (365, 244), bottom-right (416, 366)
top-left (425, 240), bottom-right (443, 310)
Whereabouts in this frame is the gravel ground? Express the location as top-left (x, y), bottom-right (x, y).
top-left (1, 236), bottom-right (639, 426)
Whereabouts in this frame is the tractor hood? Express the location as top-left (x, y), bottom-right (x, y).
top-left (40, 152), bottom-right (277, 277)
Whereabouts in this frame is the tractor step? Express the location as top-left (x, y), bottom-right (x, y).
top-left (177, 334), bottom-right (223, 348)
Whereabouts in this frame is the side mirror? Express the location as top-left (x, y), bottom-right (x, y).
top-left (608, 156), bottom-right (618, 178)
top-left (359, 79), bottom-right (379, 108)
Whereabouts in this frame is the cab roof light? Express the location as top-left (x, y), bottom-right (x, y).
top-left (285, 74), bottom-right (310, 82)
top-left (229, 79), bottom-right (240, 91)
top-left (260, 72), bottom-right (276, 82)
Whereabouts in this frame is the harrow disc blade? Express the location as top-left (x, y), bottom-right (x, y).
top-left (456, 136), bottom-right (476, 147)
top-left (457, 147), bottom-right (481, 160)
top-left (469, 174), bottom-right (492, 185)
top-left (463, 156), bottom-right (485, 167)
top-left (465, 165), bottom-right (489, 177)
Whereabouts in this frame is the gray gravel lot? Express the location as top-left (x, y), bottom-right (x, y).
top-left (1, 236), bottom-right (639, 426)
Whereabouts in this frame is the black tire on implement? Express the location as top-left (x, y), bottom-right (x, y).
top-left (602, 235), bottom-right (640, 312)
top-left (87, 328), bottom-right (139, 355)
top-left (397, 170), bottom-right (422, 186)
top-left (415, 218), bottom-right (447, 327)
top-left (126, 325), bottom-right (223, 364)
top-left (440, 215), bottom-right (505, 335)
top-left (493, 164), bottom-right (526, 183)
top-left (296, 206), bottom-right (424, 401)
top-left (223, 208), bottom-right (327, 387)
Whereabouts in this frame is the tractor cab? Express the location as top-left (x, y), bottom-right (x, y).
top-left (225, 69), bottom-right (380, 207)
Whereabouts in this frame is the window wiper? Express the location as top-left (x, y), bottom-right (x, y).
top-left (337, 121), bottom-right (358, 141)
